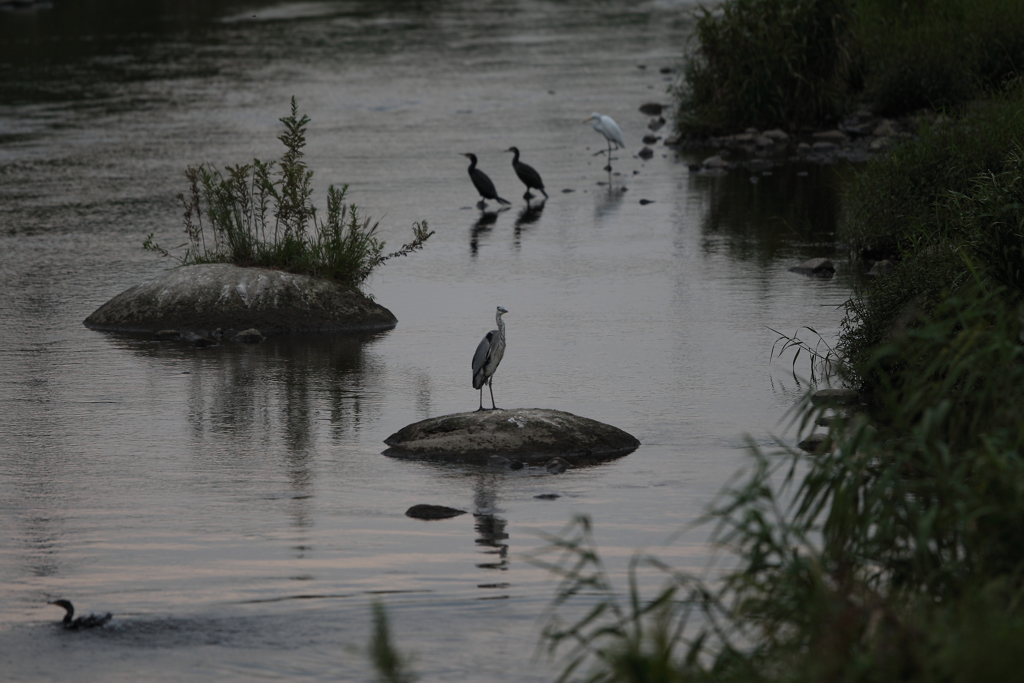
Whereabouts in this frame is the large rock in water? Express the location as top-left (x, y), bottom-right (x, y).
top-left (84, 264), bottom-right (397, 335)
top-left (382, 408), bottom-right (640, 464)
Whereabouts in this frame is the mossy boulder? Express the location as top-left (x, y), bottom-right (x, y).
top-left (84, 263), bottom-right (396, 336)
top-left (382, 408), bottom-right (640, 464)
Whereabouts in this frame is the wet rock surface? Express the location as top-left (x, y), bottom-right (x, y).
top-left (382, 408), bottom-right (640, 463)
top-left (670, 109), bottom-right (923, 171)
top-left (84, 264), bottom-right (398, 336)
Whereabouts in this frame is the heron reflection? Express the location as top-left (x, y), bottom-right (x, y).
top-left (473, 477), bottom-right (509, 572)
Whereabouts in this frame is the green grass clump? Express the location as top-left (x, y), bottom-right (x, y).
top-left (144, 97), bottom-right (432, 292)
top-left (676, 0), bottom-right (854, 135)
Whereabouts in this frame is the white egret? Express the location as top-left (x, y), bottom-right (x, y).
top-left (584, 113), bottom-right (626, 168)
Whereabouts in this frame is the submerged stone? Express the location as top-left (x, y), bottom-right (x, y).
top-left (382, 408), bottom-right (640, 464)
top-left (798, 433), bottom-right (831, 454)
top-left (811, 388), bottom-right (861, 406)
top-left (84, 263), bottom-right (397, 336)
top-left (405, 504), bottom-right (467, 520)
top-left (232, 328), bottom-right (266, 343)
top-left (544, 456), bottom-right (571, 474)
top-left (788, 257), bottom-right (835, 278)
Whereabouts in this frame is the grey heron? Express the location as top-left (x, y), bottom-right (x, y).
top-left (463, 153), bottom-right (510, 209)
top-left (48, 599), bottom-right (112, 630)
top-left (472, 306), bottom-right (508, 411)
top-left (584, 113), bottom-right (626, 169)
top-left (506, 147), bottom-right (548, 200)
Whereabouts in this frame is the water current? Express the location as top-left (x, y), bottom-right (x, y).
top-left (0, 1), bottom-right (855, 680)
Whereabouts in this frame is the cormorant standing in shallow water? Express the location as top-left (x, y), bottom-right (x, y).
top-left (49, 599), bottom-right (112, 630)
top-left (463, 153), bottom-right (510, 209)
top-left (506, 147), bottom-right (548, 200)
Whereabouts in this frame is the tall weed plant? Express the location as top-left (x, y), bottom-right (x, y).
top-left (144, 98), bottom-right (432, 291)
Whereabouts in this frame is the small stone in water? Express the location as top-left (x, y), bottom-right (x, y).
top-left (406, 504), bottom-right (467, 520)
top-left (545, 457), bottom-right (571, 474)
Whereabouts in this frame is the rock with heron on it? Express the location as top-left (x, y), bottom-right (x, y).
top-left (83, 263), bottom-right (397, 336)
top-left (382, 408), bottom-right (640, 464)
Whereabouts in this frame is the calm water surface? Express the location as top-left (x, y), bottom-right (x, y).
top-left (0, 1), bottom-right (854, 680)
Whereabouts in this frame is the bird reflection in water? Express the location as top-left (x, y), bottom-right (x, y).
top-left (513, 200), bottom-right (545, 249)
top-left (469, 209), bottom-right (499, 257)
top-left (594, 179), bottom-right (626, 224)
top-left (473, 478), bottom-right (509, 574)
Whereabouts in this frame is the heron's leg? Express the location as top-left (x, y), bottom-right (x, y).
top-left (477, 199), bottom-right (488, 210)
top-left (476, 386), bottom-right (486, 412)
top-left (489, 379), bottom-right (500, 410)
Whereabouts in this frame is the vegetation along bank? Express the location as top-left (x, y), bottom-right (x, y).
top-left (522, 1), bottom-right (1024, 681)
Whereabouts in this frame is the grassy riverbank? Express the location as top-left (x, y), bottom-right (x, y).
top-left (144, 98), bottom-right (432, 292)
top-left (675, 0), bottom-right (1024, 136)
top-left (527, 2), bottom-right (1024, 679)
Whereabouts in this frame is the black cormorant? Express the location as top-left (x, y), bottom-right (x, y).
top-left (49, 599), bottom-right (112, 630)
top-left (463, 153), bottom-right (510, 209)
top-left (506, 147), bottom-right (548, 200)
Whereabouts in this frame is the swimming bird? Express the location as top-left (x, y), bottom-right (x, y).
top-left (463, 153), bottom-right (510, 209)
top-left (505, 147), bottom-right (548, 200)
top-left (49, 599), bottom-right (112, 630)
top-left (584, 113), bottom-right (626, 169)
top-left (472, 306), bottom-right (508, 411)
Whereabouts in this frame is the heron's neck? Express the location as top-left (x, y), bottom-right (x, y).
top-left (496, 315), bottom-right (505, 340)
top-left (511, 149), bottom-right (520, 163)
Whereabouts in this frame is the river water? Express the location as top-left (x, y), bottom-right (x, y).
top-left (0, 1), bottom-right (854, 681)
